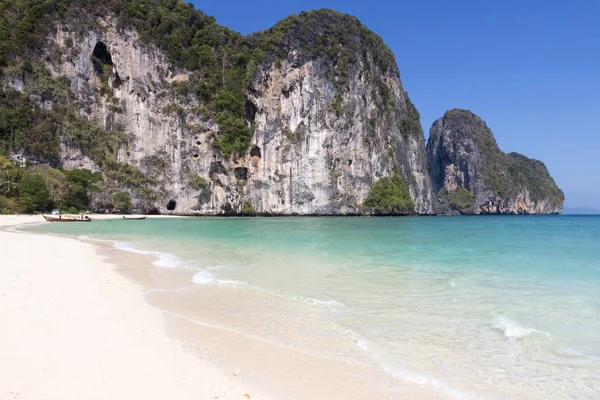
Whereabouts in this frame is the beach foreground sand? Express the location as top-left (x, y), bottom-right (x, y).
top-left (0, 215), bottom-right (450, 400)
top-left (0, 215), bottom-right (266, 400)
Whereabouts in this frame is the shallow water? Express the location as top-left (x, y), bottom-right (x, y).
top-left (27, 215), bottom-right (600, 399)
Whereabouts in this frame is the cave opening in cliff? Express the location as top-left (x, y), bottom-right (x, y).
top-left (112, 72), bottom-right (123, 89)
top-left (245, 100), bottom-right (258, 122)
top-left (209, 161), bottom-right (227, 176)
top-left (166, 200), bottom-right (177, 211)
top-left (92, 41), bottom-right (113, 76)
top-left (250, 145), bottom-right (261, 158)
top-left (234, 167), bottom-right (248, 181)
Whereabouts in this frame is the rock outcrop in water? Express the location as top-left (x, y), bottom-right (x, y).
top-left (426, 109), bottom-right (564, 214)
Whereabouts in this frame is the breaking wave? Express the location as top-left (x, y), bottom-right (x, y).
top-left (191, 268), bottom-right (247, 286)
top-left (493, 316), bottom-right (552, 340)
top-left (344, 330), bottom-right (482, 400)
top-left (112, 241), bottom-right (184, 268)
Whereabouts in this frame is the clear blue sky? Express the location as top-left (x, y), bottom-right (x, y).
top-left (192, 0), bottom-right (599, 208)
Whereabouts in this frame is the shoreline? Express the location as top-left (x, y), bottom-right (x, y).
top-left (0, 215), bottom-right (268, 400)
top-left (0, 215), bottom-right (448, 400)
top-left (0, 215), bottom-right (596, 399)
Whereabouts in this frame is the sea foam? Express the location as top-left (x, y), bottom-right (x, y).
top-left (304, 297), bottom-right (345, 309)
top-left (344, 330), bottom-right (479, 400)
top-left (113, 241), bottom-right (152, 255)
top-left (493, 316), bottom-right (551, 340)
top-left (153, 252), bottom-right (183, 268)
top-left (191, 269), bottom-right (215, 284)
top-left (113, 241), bottom-right (184, 268)
top-left (278, 294), bottom-right (348, 316)
top-left (191, 268), bottom-right (247, 286)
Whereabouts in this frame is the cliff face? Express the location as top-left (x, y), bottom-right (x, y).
top-left (46, 21), bottom-right (217, 214)
top-left (2, 7), bottom-right (434, 215)
top-left (246, 12), bottom-right (434, 214)
top-left (426, 109), bottom-right (564, 214)
top-left (1, 2), bottom-right (562, 216)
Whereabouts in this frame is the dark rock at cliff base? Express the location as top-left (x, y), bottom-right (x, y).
top-left (426, 109), bottom-right (564, 215)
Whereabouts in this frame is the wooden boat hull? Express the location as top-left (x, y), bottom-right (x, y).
top-left (123, 216), bottom-right (147, 220)
top-left (43, 215), bottom-right (91, 222)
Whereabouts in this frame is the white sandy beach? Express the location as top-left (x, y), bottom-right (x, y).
top-left (0, 215), bottom-right (265, 400)
top-left (0, 215), bottom-right (451, 400)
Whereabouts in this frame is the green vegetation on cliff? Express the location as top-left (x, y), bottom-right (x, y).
top-left (0, 87), bottom-right (59, 164)
top-left (363, 174), bottom-right (414, 214)
top-left (257, 10), bottom-right (413, 136)
top-left (116, 5), bottom-right (402, 155)
top-left (0, 155), bottom-right (102, 213)
top-left (0, 1), bottom-right (159, 205)
top-left (448, 188), bottom-right (475, 210)
top-left (1, 1), bottom-right (407, 160)
top-left (0, 74), bottom-right (154, 210)
top-left (505, 153), bottom-right (563, 205)
top-left (399, 95), bottom-right (422, 141)
top-left (254, 9), bottom-right (398, 76)
top-left (188, 174), bottom-right (208, 190)
top-left (0, 63), bottom-right (73, 164)
top-left (241, 202), bottom-right (257, 215)
top-left (0, 0), bottom-right (251, 157)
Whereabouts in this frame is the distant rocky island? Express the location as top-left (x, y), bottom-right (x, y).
top-left (427, 110), bottom-right (563, 214)
top-left (0, 1), bottom-right (563, 215)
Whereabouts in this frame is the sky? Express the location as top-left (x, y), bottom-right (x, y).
top-left (192, 0), bottom-right (600, 208)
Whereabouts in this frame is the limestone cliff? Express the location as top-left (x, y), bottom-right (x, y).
top-left (246, 11), bottom-right (434, 214)
top-left (0, 4), bottom-right (434, 215)
top-left (426, 109), bottom-right (564, 214)
top-left (1, 2), bottom-right (562, 216)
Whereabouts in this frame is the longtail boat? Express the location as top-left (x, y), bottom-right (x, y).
top-left (123, 216), bottom-right (147, 220)
top-left (42, 214), bottom-right (91, 222)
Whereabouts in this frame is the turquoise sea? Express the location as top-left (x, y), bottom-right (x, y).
top-left (26, 216), bottom-right (600, 399)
